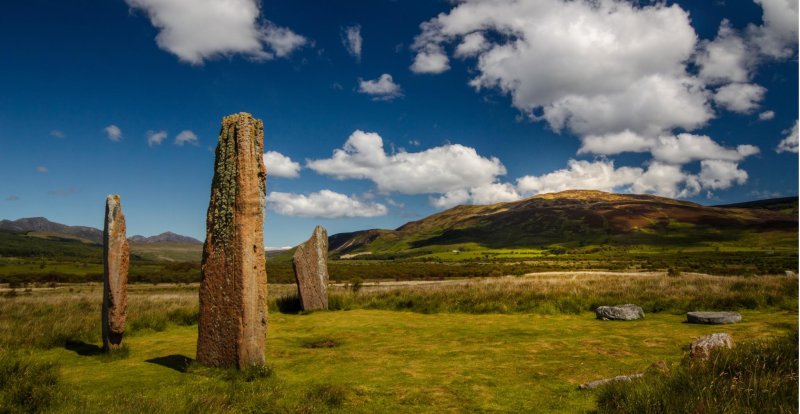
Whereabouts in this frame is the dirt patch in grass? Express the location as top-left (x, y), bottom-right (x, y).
top-left (303, 339), bottom-right (340, 349)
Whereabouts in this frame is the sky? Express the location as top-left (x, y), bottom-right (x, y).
top-left (0, 0), bottom-right (797, 247)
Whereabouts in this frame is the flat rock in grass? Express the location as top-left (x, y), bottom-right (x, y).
top-left (689, 333), bottom-right (734, 360)
top-left (595, 304), bottom-right (644, 321)
top-left (577, 373), bottom-right (644, 390)
top-left (686, 311), bottom-right (741, 325)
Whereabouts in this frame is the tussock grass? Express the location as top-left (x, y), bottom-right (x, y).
top-left (595, 329), bottom-right (799, 413)
top-left (0, 289), bottom-right (198, 349)
top-left (0, 351), bottom-right (61, 413)
top-left (2, 274), bottom-right (794, 350)
top-left (0, 275), bottom-right (795, 412)
top-left (324, 273), bottom-right (798, 315)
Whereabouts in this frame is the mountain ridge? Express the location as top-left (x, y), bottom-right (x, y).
top-left (0, 217), bottom-right (201, 245)
top-left (328, 190), bottom-right (798, 255)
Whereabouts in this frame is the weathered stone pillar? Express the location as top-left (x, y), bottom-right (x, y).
top-left (293, 226), bottom-right (329, 310)
top-left (197, 112), bottom-right (268, 369)
top-left (102, 195), bottom-right (129, 351)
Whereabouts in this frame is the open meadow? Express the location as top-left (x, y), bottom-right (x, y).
top-left (1, 272), bottom-right (796, 413)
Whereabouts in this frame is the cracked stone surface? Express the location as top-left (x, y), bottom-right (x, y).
top-left (293, 226), bottom-right (329, 311)
top-left (103, 194), bottom-right (129, 351)
top-left (689, 333), bottom-right (734, 360)
top-left (595, 304), bottom-right (644, 321)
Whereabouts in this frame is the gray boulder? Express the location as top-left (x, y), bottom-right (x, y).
top-left (578, 373), bottom-right (644, 390)
top-left (689, 333), bottom-right (734, 360)
top-left (595, 304), bottom-right (644, 321)
top-left (686, 311), bottom-right (741, 325)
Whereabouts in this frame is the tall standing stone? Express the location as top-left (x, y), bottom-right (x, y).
top-left (102, 195), bottom-right (129, 351)
top-left (293, 226), bottom-right (329, 310)
top-left (197, 113), bottom-right (268, 369)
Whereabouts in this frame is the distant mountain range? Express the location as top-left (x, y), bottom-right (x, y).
top-left (0, 217), bottom-right (202, 245)
top-left (1, 191), bottom-right (797, 262)
top-left (328, 190), bottom-right (798, 256)
top-left (128, 232), bottom-right (202, 245)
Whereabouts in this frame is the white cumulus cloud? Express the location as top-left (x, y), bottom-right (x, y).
top-left (267, 190), bottom-right (387, 218)
top-left (412, 0), bottom-right (711, 137)
top-left (516, 157), bottom-right (752, 200)
top-left (747, 0), bottom-right (799, 59)
top-left (406, 0), bottom-right (781, 200)
top-left (696, 20), bottom-right (753, 85)
top-left (125, 0), bottom-right (307, 64)
top-left (146, 130), bottom-right (168, 147)
top-left (777, 120), bottom-right (799, 153)
top-left (713, 82), bottom-right (766, 114)
top-left (174, 130), bottom-right (198, 146)
top-left (104, 125), bottom-right (122, 142)
top-left (263, 151), bottom-right (301, 178)
top-left (579, 132), bottom-right (759, 165)
top-left (431, 183), bottom-right (521, 209)
top-left (758, 110), bottom-right (775, 121)
top-left (342, 25), bottom-right (362, 61)
top-left (410, 45), bottom-right (450, 74)
top-left (517, 159), bottom-right (642, 195)
top-left (698, 160), bottom-right (749, 190)
top-left (307, 130), bottom-right (507, 197)
top-left (357, 74), bottom-right (402, 101)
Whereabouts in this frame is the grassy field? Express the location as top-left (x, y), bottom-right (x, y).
top-left (0, 274), bottom-right (796, 413)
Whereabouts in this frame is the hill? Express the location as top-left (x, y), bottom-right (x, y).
top-left (0, 218), bottom-right (203, 262)
top-left (0, 217), bottom-right (103, 244)
top-left (129, 232), bottom-right (202, 245)
top-left (328, 190), bottom-right (798, 257)
top-left (714, 196), bottom-right (798, 215)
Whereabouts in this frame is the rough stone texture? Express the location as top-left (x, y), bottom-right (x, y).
top-left (293, 226), bottom-right (329, 310)
top-left (689, 333), bottom-right (734, 360)
top-left (197, 113), bottom-right (268, 369)
top-left (102, 195), bottom-right (129, 351)
top-left (595, 304), bottom-right (645, 321)
top-left (686, 311), bottom-right (742, 325)
top-left (577, 373), bottom-right (644, 390)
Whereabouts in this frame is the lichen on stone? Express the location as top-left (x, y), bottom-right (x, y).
top-left (209, 118), bottom-right (239, 248)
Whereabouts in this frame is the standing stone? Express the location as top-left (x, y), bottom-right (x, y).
top-left (293, 226), bottom-right (329, 310)
top-left (102, 195), bottom-right (129, 351)
top-left (197, 113), bottom-right (268, 369)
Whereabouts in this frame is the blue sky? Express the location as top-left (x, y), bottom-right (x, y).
top-left (0, 0), bottom-right (797, 247)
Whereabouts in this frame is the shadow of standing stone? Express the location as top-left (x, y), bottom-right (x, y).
top-left (65, 340), bottom-right (103, 356)
top-left (146, 355), bottom-right (194, 373)
top-left (293, 226), bottom-right (329, 311)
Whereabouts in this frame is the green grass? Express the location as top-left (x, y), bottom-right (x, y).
top-left (0, 352), bottom-right (61, 413)
top-left (0, 275), bottom-right (796, 412)
top-left (19, 309), bottom-right (796, 413)
top-left (595, 329), bottom-right (798, 413)
top-left (324, 274), bottom-right (797, 315)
